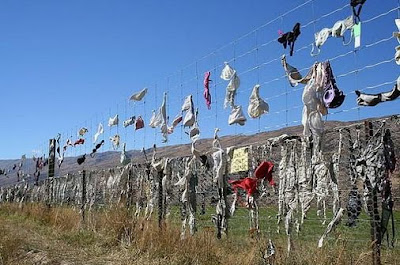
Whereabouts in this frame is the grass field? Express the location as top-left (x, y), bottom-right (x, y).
top-left (0, 203), bottom-right (399, 264)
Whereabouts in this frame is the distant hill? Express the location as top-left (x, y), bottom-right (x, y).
top-left (1, 115), bottom-right (399, 188)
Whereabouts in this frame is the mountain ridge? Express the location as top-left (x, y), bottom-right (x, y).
top-left (1, 115), bottom-right (399, 187)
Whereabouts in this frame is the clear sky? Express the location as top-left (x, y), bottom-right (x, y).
top-left (0, 0), bottom-right (399, 159)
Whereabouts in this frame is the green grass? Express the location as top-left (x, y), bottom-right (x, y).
top-left (169, 205), bottom-right (400, 239)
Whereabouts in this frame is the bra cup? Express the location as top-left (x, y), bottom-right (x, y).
top-left (315, 28), bottom-right (331, 48)
top-left (228, 105), bottom-right (247, 126)
top-left (221, 63), bottom-right (235, 80)
top-left (286, 62), bottom-right (302, 81)
top-left (323, 87), bottom-right (345, 108)
top-left (183, 111), bottom-right (195, 127)
top-left (332, 17), bottom-right (353, 38)
top-left (281, 55), bottom-right (303, 85)
top-left (189, 127), bottom-right (200, 142)
top-left (248, 84), bottom-right (269, 118)
top-left (332, 93), bottom-right (345, 108)
top-left (323, 89), bottom-right (335, 106)
top-left (331, 21), bottom-right (343, 37)
top-left (331, 91), bottom-right (345, 107)
top-left (278, 33), bottom-right (288, 45)
top-left (289, 71), bottom-right (302, 81)
top-left (395, 46), bottom-right (400, 65)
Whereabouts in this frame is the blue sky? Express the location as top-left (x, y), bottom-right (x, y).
top-left (0, 0), bottom-right (399, 159)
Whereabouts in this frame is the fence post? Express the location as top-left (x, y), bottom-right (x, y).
top-left (158, 170), bottom-right (163, 229)
top-left (81, 170), bottom-right (86, 229)
top-left (47, 138), bottom-right (56, 208)
top-left (364, 120), bottom-right (381, 265)
top-left (126, 167), bottom-right (133, 209)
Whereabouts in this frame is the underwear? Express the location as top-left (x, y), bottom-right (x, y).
top-left (228, 105), bottom-right (247, 126)
top-left (281, 55), bottom-right (313, 86)
top-left (220, 62), bottom-right (235, 80)
top-left (311, 16), bottom-right (355, 56)
top-left (73, 138), bottom-right (85, 146)
top-left (189, 108), bottom-right (200, 142)
top-left (171, 115), bottom-right (183, 128)
top-left (351, 0), bottom-right (366, 23)
top-left (135, 116), bottom-right (144, 130)
top-left (278, 22), bottom-right (301, 56)
top-left (93, 123), bottom-right (104, 143)
top-left (129, 88), bottom-right (148, 101)
top-left (227, 72), bottom-right (240, 91)
top-left (120, 143), bottom-right (129, 164)
top-left (110, 135), bottom-right (120, 150)
top-left (331, 16), bottom-right (354, 41)
top-left (90, 140), bottom-right (104, 157)
top-left (181, 95), bottom-right (195, 128)
top-left (323, 88), bottom-right (345, 108)
top-left (77, 154), bottom-right (86, 165)
top-left (63, 138), bottom-right (73, 152)
top-left (322, 61), bottom-right (345, 108)
top-left (189, 126), bottom-right (200, 142)
top-left (199, 155), bottom-right (210, 170)
top-left (229, 177), bottom-right (259, 196)
top-left (203, 71), bottom-right (212, 109)
top-left (123, 116), bottom-right (136, 128)
top-left (247, 84), bottom-right (269, 118)
top-left (254, 161), bottom-right (275, 186)
top-left (346, 187), bottom-right (362, 227)
top-left (149, 110), bottom-right (163, 128)
top-left (383, 129), bottom-right (396, 172)
top-left (108, 114), bottom-right (119, 127)
top-left (394, 19), bottom-right (400, 44)
top-left (224, 72), bottom-right (240, 108)
top-left (78, 127), bottom-right (88, 136)
top-left (355, 81), bottom-right (400, 106)
top-left (33, 170), bottom-right (40, 184)
top-left (308, 110), bottom-right (324, 137)
top-left (159, 93), bottom-right (168, 143)
top-left (167, 115), bottom-right (183, 134)
top-left (311, 28), bottom-right (332, 56)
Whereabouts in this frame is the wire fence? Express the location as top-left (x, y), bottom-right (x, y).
top-left (1, 116), bottom-right (399, 244)
top-left (0, 5), bottom-right (399, 264)
top-left (0, 0), bottom-right (396, 169)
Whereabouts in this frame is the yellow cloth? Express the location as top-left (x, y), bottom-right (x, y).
top-left (230, 147), bottom-right (249, 173)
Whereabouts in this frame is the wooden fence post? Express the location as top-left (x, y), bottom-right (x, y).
top-left (81, 170), bottom-right (86, 229)
top-left (158, 170), bottom-right (163, 229)
top-left (47, 138), bottom-right (56, 208)
top-left (126, 167), bottom-right (133, 209)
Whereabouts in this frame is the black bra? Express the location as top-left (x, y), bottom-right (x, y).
top-left (278, 23), bottom-right (301, 56)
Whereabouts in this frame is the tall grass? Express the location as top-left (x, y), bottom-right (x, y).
top-left (0, 203), bottom-right (399, 264)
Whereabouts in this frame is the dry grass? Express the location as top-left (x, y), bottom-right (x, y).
top-left (0, 218), bottom-right (25, 264)
top-left (0, 203), bottom-right (399, 264)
